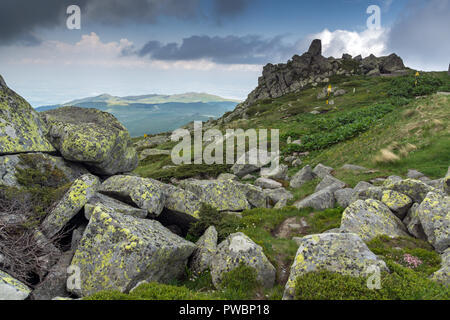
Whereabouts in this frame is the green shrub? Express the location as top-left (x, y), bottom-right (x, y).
top-left (218, 264), bottom-right (260, 300)
top-left (388, 74), bottom-right (443, 98)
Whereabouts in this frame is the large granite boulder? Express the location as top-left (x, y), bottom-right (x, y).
top-left (69, 204), bottom-right (196, 297)
top-left (315, 174), bottom-right (346, 192)
top-left (380, 190), bottom-right (413, 220)
top-left (312, 164), bottom-right (334, 179)
top-left (283, 233), bottom-right (388, 300)
top-left (383, 179), bottom-right (440, 203)
top-left (41, 107), bottom-right (138, 175)
top-left (84, 193), bottom-right (148, 220)
top-left (340, 199), bottom-right (409, 241)
top-left (189, 226), bottom-right (218, 275)
top-left (41, 173), bottom-right (100, 238)
top-left (0, 75), bottom-right (54, 155)
top-left (289, 165), bottom-right (316, 188)
top-left (294, 185), bottom-right (340, 210)
top-left (210, 232), bottom-right (275, 289)
top-left (99, 175), bottom-right (166, 217)
top-left (179, 179), bottom-right (250, 212)
top-left (0, 153), bottom-right (88, 188)
top-left (0, 270), bottom-right (31, 300)
top-left (416, 192), bottom-right (450, 253)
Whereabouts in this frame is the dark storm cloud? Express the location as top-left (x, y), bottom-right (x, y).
top-left (133, 34), bottom-right (295, 64)
top-left (387, 0), bottom-right (450, 70)
top-left (0, 0), bottom-right (252, 45)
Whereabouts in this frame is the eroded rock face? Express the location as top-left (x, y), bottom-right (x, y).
top-left (416, 192), bottom-right (450, 253)
top-left (0, 270), bottom-right (31, 300)
top-left (210, 232), bottom-right (275, 289)
top-left (283, 233), bottom-right (388, 300)
top-left (0, 75), bottom-right (55, 155)
top-left (99, 175), bottom-right (166, 217)
top-left (340, 199), bottom-right (409, 241)
top-left (41, 107), bottom-right (138, 175)
top-left (41, 174), bottom-right (100, 238)
top-left (69, 204), bottom-right (196, 297)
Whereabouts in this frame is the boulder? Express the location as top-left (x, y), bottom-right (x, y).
top-left (312, 163), bottom-right (334, 178)
top-left (238, 183), bottom-right (269, 208)
top-left (84, 193), bottom-right (148, 220)
top-left (263, 188), bottom-right (293, 206)
top-left (69, 204), bottom-right (196, 297)
top-left (431, 248), bottom-right (449, 285)
top-left (341, 164), bottom-right (367, 171)
top-left (416, 192), bottom-right (450, 253)
top-left (260, 164), bottom-right (288, 181)
top-left (283, 233), bottom-right (388, 300)
top-left (189, 226), bottom-right (218, 274)
top-left (308, 39), bottom-right (322, 56)
top-left (294, 185), bottom-right (339, 210)
top-left (99, 175), bottom-right (166, 217)
top-left (380, 190), bottom-right (412, 220)
top-left (443, 167), bottom-right (450, 196)
top-left (41, 174), bottom-right (100, 238)
top-left (383, 179), bottom-right (440, 203)
top-left (351, 186), bottom-right (383, 202)
top-left (210, 233), bottom-right (275, 289)
top-left (0, 153), bottom-right (88, 188)
top-left (41, 107), bottom-right (138, 175)
top-left (255, 177), bottom-right (282, 189)
top-left (217, 173), bottom-right (238, 181)
top-left (289, 165), bottom-right (316, 188)
top-left (334, 188), bottom-right (354, 208)
top-left (315, 174), bottom-right (346, 192)
top-left (403, 203), bottom-right (427, 241)
top-left (231, 149), bottom-right (276, 178)
top-left (353, 181), bottom-right (373, 192)
top-left (0, 270), bottom-right (31, 300)
top-left (0, 75), bottom-right (54, 155)
top-left (179, 179), bottom-right (250, 212)
top-left (383, 176), bottom-right (403, 186)
top-left (340, 199), bottom-right (409, 241)
top-left (159, 183), bottom-right (202, 219)
top-left (407, 169), bottom-right (425, 180)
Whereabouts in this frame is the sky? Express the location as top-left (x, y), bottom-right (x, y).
top-left (0, 0), bottom-right (448, 106)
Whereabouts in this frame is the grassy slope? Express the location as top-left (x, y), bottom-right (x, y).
top-left (99, 72), bottom-right (450, 300)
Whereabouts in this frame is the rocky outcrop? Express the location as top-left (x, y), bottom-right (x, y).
top-left (210, 233), bottom-right (275, 289)
top-left (69, 204), bottom-right (195, 297)
top-left (283, 233), bottom-right (388, 300)
top-left (0, 75), bottom-right (55, 155)
top-left (41, 107), bottom-right (138, 175)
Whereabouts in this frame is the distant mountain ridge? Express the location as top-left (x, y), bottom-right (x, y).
top-left (36, 92), bottom-right (239, 137)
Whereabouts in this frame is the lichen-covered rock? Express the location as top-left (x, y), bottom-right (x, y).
top-left (289, 165), bottom-right (316, 188)
top-left (217, 173), bottom-right (238, 181)
top-left (189, 226), bottom-right (218, 274)
top-left (294, 185), bottom-right (340, 210)
top-left (238, 183), bottom-right (268, 208)
top-left (312, 163), bottom-right (334, 179)
top-left (381, 190), bottom-right (412, 219)
top-left (85, 193), bottom-right (148, 220)
top-left (210, 232), bottom-right (275, 289)
top-left (416, 192), bottom-right (450, 253)
top-left (283, 233), bottom-right (388, 300)
top-left (69, 204), bottom-right (196, 297)
top-left (99, 175), bottom-right (166, 217)
top-left (255, 177), bottom-right (282, 189)
top-left (334, 188), bottom-right (354, 208)
top-left (383, 176), bottom-right (403, 186)
top-left (41, 106), bottom-right (138, 175)
top-left (443, 167), bottom-right (450, 196)
top-left (179, 179), bottom-right (250, 212)
top-left (41, 174), bottom-right (100, 238)
top-left (159, 183), bottom-right (202, 219)
top-left (403, 203), bottom-right (427, 240)
top-left (431, 248), bottom-right (449, 285)
top-left (383, 179), bottom-right (440, 203)
top-left (0, 270), bottom-right (31, 300)
top-left (351, 186), bottom-right (383, 202)
top-left (315, 174), bottom-right (346, 192)
top-left (263, 187), bottom-right (293, 206)
top-left (0, 75), bottom-right (55, 155)
top-left (340, 199), bottom-right (409, 241)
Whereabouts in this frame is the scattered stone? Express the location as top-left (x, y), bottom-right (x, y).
top-left (289, 165), bottom-right (316, 188)
top-left (190, 226), bottom-right (218, 275)
top-left (416, 192), bottom-right (450, 253)
top-left (340, 199), bottom-right (409, 241)
top-left (263, 188), bottom-right (293, 206)
top-left (383, 176), bottom-right (403, 186)
top-left (351, 186), bottom-right (383, 202)
top-left (139, 148), bottom-right (170, 161)
top-left (315, 174), bottom-right (346, 192)
top-left (217, 173), bottom-right (238, 181)
top-left (255, 177), bottom-right (282, 189)
top-left (341, 164), bottom-right (367, 171)
top-left (237, 183), bottom-right (269, 208)
top-left (99, 175), bottom-right (166, 217)
top-left (41, 106), bottom-right (138, 175)
top-left (353, 181), bottom-right (373, 193)
top-left (69, 204), bottom-right (195, 297)
top-left (242, 174), bottom-right (255, 180)
top-left (312, 163), bottom-right (334, 178)
top-left (294, 185), bottom-right (340, 210)
top-left (210, 233), bottom-right (276, 289)
top-left (407, 169), bottom-right (425, 180)
top-left (292, 159), bottom-right (302, 167)
top-left (41, 174), bottom-right (100, 238)
top-left (334, 89), bottom-right (346, 97)
top-left (334, 188), bottom-right (354, 208)
top-left (231, 149), bottom-right (276, 177)
top-left (260, 164), bottom-right (288, 181)
top-left (381, 190), bottom-right (413, 220)
top-left (283, 233), bottom-right (388, 300)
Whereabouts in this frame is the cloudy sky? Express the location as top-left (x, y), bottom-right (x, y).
top-left (0, 0), bottom-right (448, 106)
